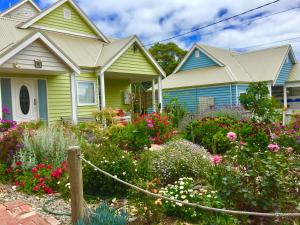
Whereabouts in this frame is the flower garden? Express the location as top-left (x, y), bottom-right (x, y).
top-left (0, 83), bottom-right (300, 225)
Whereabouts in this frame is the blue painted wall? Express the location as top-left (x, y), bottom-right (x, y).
top-left (163, 85), bottom-right (232, 113)
top-left (180, 48), bottom-right (218, 71)
top-left (1, 78), bottom-right (13, 120)
top-left (275, 53), bottom-right (294, 86)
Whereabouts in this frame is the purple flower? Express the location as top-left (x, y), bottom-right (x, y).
top-left (2, 107), bottom-right (10, 115)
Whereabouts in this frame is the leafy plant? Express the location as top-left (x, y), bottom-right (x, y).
top-left (164, 97), bottom-right (186, 127)
top-left (150, 140), bottom-right (211, 184)
top-left (76, 203), bottom-right (128, 225)
top-left (239, 82), bottom-right (279, 123)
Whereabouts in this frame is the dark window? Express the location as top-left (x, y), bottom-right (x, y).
top-left (19, 85), bottom-right (30, 115)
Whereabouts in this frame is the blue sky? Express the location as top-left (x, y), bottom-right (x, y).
top-left (1, 0), bottom-right (300, 58)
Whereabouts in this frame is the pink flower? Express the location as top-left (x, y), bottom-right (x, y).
top-left (239, 141), bottom-right (246, 146)
top-left (286, 147), bottom-right (294, 153)
top-left (227, 132), bottom-right (237, 142)
top-left (147, 123), bottom-right (154, 128)
top-left (211, 155), bottom-right (222, 165)
top-left (268, 143), bottom-right (280, 152)
top-left (32, 167), bottom-right (38, 173)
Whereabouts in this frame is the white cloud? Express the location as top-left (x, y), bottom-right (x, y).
top-left (43, 0), bottom-right (300, 58)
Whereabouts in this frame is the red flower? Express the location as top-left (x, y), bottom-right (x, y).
top-left (46, 165), bottom-right (52, 170)
top-left (61, 161), bottom-right (67, 170)
top-left (33, 173), bottom-right (40, 178)
top-left (33, 185), bottom-right (40, 191)
top-left (15, 181), bottom-right (19, 186)
top-left (38, 164), bottom-right (45, 169)
top-left (20, 181), bottom-right (25, 187)
top-left (16, 161), bottom-right (22, 166)
top-left (43, 187), bottom-right (53, 194)
top-left (38, 178), bottom-right (44, 183)
top-left (51, 168), bottom-right (63, 179)
top-left (6, 167), bottom-right (13, 173)
top-left (32, 167), bottom-right (38, 173)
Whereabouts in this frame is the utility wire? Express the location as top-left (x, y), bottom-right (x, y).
top-left (80, 155), bottom-right (300, 218)
top-left (144, 0), bottom-right (281, 46)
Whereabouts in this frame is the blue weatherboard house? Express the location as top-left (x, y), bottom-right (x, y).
top-left (159, 43), bottom-right (300, 118)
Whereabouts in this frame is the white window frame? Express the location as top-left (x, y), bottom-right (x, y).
top-left (64, 8), bottom-right (72, 20)
top-left (195, 50), bottom-right (200, 58)
top-left (77, 80), bottom-right (97, 106)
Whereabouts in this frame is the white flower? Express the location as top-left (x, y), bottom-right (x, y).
top-left (121, 156), bottom-right (125, 159)
top-left (181, 195), bottom-right (186, 199)
top-left (175, 202), bottom-right (182, 206)
top-left (122, 172), bottom-right (126, 175)
top-left (179, 186), bottom-right (184, 190)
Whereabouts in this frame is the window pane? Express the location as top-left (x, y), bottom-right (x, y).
top-left (78, 82), bottom-right (95, 104)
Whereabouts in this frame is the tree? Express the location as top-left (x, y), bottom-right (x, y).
top-left (239, 82), bottom-right (280, 124)
top-left (149, 42), bottom-right (187, 75)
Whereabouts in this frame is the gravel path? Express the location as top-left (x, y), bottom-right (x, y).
top-left (0, 183), bottom-right (72, 225)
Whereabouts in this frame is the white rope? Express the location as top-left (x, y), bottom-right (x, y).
top-left (80, 155), bottom-right (300, 218)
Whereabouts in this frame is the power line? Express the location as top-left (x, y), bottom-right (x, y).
top-left (234, 35), bottom-right (300, 50)
top-left (180, 5), bottom-right (300, 47)
top-left (145, 0), bottom-right (281, 46)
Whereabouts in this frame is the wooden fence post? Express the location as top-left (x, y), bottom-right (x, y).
top-left (68, 146), bottom-right (84, 225)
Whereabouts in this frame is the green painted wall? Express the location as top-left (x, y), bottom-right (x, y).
top-left (107, 45), bottom-right (159, 75)
top-left (34, 2), bottom-right (97, 36)
top-left (0, 73), bottom-right (72, 124)
top-left (105, 79), bottom-right (130, 109)
top-left (76, 72), bottom-right (98, 118)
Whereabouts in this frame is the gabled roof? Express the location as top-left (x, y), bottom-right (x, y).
top-left (0, 0), bottom-right (41, 17)
top-left (0, 32), bottom-right (80, 74)
top-left (162, 43), bottom-right (299, 90)
top-left (18, 0), bottom-right (109, 43)
top-left (97, 35), bottom-right (166, 77)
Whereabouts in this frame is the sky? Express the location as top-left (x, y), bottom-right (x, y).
top-left (1, 0), bottom-right (300, 59)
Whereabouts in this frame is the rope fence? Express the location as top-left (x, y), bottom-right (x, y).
top-left (79, 154), bottom-right (300, 218)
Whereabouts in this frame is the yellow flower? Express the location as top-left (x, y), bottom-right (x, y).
top-left (154, 199), bottom-right (162, 206)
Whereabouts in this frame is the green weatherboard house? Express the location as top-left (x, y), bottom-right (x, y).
top-left (0, 0), bottom-right (165, 124)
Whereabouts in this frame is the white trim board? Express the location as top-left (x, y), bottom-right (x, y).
top-left (19, 0), bottom-right (109, 43)
top-left (101, 36), bottom-right (166, 77)
top-left (0, 32), bottom-right (80, 74)
top-left (0, 0), bottom-right (41, 16)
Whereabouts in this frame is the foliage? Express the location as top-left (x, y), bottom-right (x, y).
top-left (14, 127), bottom-right (77, 169)
top-left (76, 203), bottom-right (128, 225)
top-left (0, 119), bottom-right (17, 132)
top-left (164, 97), bottom-right (187, 127)
top-left (150, 140), bottom-right (211, 184)
top-left (129, 178), bottom-right (164, 224)
top-left (82, 144), bottom-right (142, 197)
top-left (93, 108), bottom-right (127, 126)
top-left (149, 42), bottom-right (187, 75)
top-left (200, 106), bottom-right (251, 121)
top-left (208, 139), bottom-right (300, 224)
top-left (0, 121), bottom-right (43, 165)
top-left (289, 113), bottom-right (300, 130)
top-left (5, 160), bottom-right (67, 195)
top-left (160, 178), bottom-right (239, 224)
top-left (239, 82), bottom-right (280, 123)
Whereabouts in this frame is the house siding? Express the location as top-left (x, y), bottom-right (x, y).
top-left (180, 49), bottom-right (218, 71)
top-left (76, 72), bottom-right (98, 118)
top-left (3, 2), bottom-right (39, 21)
top-left (34, 2), bottom-right (97, 36)
top-left (275, 54), bottom-right (293, 86)
top-left (0, 73), bottom-right (72, 124)
top-left (105, 79), bottom-right (131, 109)
top-left (107, 45), bottom-right (159, 75)
top-left (1, 40), bottom-right (69, 72)
top-left (164, 85), bottom-right (232, 113)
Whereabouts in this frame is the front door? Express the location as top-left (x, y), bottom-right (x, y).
top-left (12, 79), bottom-right (38, 122)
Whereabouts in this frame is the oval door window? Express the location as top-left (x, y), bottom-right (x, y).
top-left (19, 85), bottom-right (30, 115)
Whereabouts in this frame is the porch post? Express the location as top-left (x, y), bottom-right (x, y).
top-left (283, 85), bottom-right (288, 125)
top-left (152, 79), bottom-right (156, 112)
top-left (98, 71), bottom-right (106, 109)
top-left (70, 72), bottom-right (78, 124)
top-left (268, 84), bottom-right (272, 97)
top-left (158, 75), bottom-right (163, 113)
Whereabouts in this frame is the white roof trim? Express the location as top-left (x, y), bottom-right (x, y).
top-left (0, 0), bottom-right (41, 16)
top-left (173, 44), bottom-right (224, 74)
top-left (0, 32), bottom-right (80, 74)
top-left (19, 0), bottom-right (109, 43)
top-left (101, 36), bottom-right (166, 77)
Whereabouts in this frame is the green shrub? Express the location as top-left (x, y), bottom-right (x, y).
top-left (164, 97), bottom-right (187, 127)
top-left (150, 140), bottom-right (211, 184)
top-left (82, 144), bottom-right (143, 197)
top-left (14, 127), bottom-right (77, 169)
top-left (76, 203), bottom-right (128, 225)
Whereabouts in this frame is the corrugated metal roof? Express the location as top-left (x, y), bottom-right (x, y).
top-left (160, 66), bottom-right (233, 90)
top-left (288, 63), bottom-right (300, 82)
